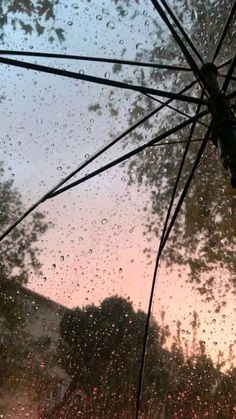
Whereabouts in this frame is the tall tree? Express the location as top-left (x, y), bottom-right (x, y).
top-left (0, 0), bottom-right (65, 43)
top-left (50, 296), bottom-right (236, 418)
top-left (52, 296), bottom-right (168, 418)
top-left (0, 163), bottom-right (54, 409)
top-left (0, 162), bottom-right (51, 287)
top-left (88, 0), bottom-right (236, 307)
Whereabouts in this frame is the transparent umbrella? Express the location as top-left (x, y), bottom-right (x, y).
top-left (0, 1), bottom-right (236, 418)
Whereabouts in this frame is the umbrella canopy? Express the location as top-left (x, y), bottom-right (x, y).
top-left (0, 1), bottom-right (236, 418)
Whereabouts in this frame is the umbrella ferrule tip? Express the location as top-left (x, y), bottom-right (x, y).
top-left (201, 62), bottom-right (218, 77)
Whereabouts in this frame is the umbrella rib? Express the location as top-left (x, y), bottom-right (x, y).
top-left (144, 93), bottom-right (209, 128)
top-left (0, 80), bottom-right (198, 244)
top-left (217, 58), bottom-right (232, 69)
top-left (227, 90), bottom-right (236, 100)
top-left (218, 74), bottom-right (236, 82)
top-left (0, 56), bottom-right (204, 105)
top-left (150, 0), bottom-right (207, 90)
top-left (160, 126), bottom-right (211, 252)
top-left (159, 0), bottom-right (204, 64)
top-left (213, 0), bottom-right (236, 62)
top-left (198, 147), bottom-right (216, 169)
top-left (222, 53), bottom-right (236, 93)
top-left (0, 50), bottom-right (192, 72)
top-left (46, 109), bottom-right (208, 200)
top-left (160, 89), bottom-right (206, 247)
top-left (153, 138), bottom-right (203, 147)
top-left (135, 90), bottom-right (205, 417)
top-left (135, 123), bottom-right (210, 419)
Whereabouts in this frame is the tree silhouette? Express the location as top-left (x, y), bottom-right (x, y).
top-left (0, 162), bottom-right (51, 286)
top-left (49, 296), bottom-right (167, 418)
top-left (0, 0), bottom-right (65, 43)
top-left (88, 0), bottom-right (236, 306)
top-left (0, 163), bottom-right (54, 410)
top-left (47, 297), bottom-right (236, 418)
top-left (130, 0), bottom-right (236, 306)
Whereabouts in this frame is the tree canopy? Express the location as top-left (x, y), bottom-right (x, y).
top-left (0, 163), bottom-right (54, 408)
top-left (50, 296), bottom-right (236, 418)
top-left (0, 162), bottom-right (51, 286)
top-left (0, 0), bottom-right (65, 43)
top-left (88, 0), bottom-right (236, 308)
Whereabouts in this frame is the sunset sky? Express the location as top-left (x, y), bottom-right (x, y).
top-left (1, 0), bottom-right (236, 369)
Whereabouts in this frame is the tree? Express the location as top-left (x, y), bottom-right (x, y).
top-left (50, 296), bottom-right (168, 418)
top-left (0, 0), bottom-right (65, 43)
top-left (88, 0), bottom-right (236, 307)
top-left (50, 297), bottom-right (236, 418)
top-left (46, 296), bottom-right (235, 419)
top-left (136, 1), bottom-right (236, 307)
top-left (0, 163), bottom-right (54, 410)
top-left (0, 162), bottom-right (51, 286)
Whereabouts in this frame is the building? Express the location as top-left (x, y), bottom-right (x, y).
top-left (0, 279), bottom-right (70, 418)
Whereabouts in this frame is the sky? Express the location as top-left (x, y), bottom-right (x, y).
top-left (1, 0), bottom-right (236, 369)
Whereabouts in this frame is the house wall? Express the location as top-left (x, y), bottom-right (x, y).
top-left (0, 281), bottom-right (71, 418)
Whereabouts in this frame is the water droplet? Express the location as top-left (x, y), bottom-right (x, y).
top-left (102, 8), bottom-right (109, 15)
top-left (89, 249), bottom-right (93, 254)
top-left (136, 43), bottom-right (143, 50)
top-left (67, 20), bottom-right (73, 26)
top-left (57, 166), bottom-right (62, 171)
top-left (119, 267), bottom-right (123, 273)
top-left (104, 71), bottom-right (110, 79)
top-left (101, 218), bottom-right (108, 225)
top-left (119, 39), bottom-right (124, 45)
top-left (96, 15), bottom-right (102, 20)
top-left (107, 21), bottom-right (115, 29)
top-left (17, 126), bottom-right (25, 132)
top-left (60, 255), bottom-right (65, 262)
top-left (17, 141), bottom-right (21, 145)
top-left (52, 264), bottom-right (56, 269)
top-left (134, 69), bottom-right (140, 76)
